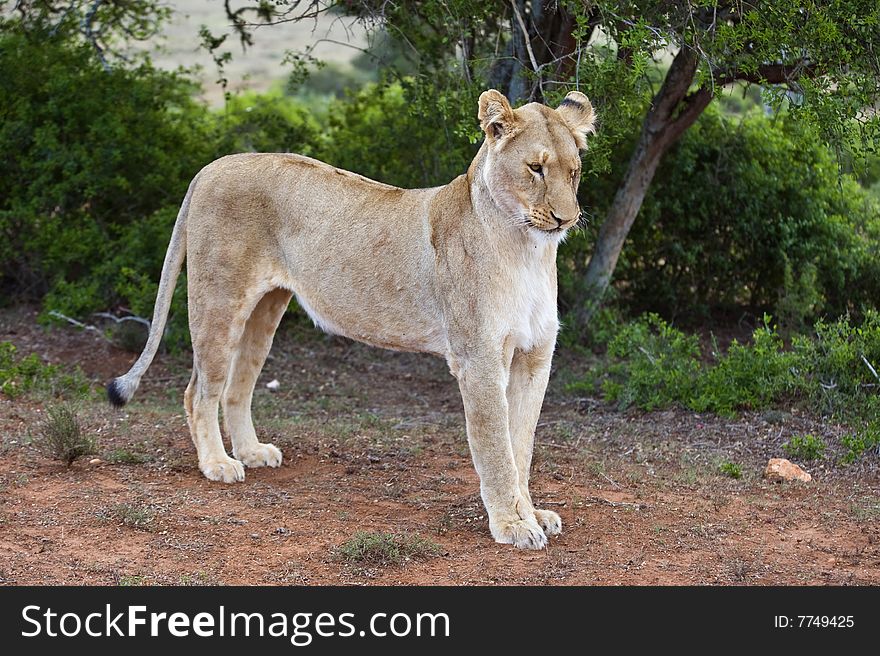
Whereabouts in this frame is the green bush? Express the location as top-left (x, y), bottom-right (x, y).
top-left (599, 313), bottom-right (702, 411)
top-left (577, 312), bottom-right (880, 461)
top-left (840, 427), bottom-right (880, 464)
top-left (0, 342), bottom-right (90, 399)
top-left (693, 316), bottom-right (797, 416)
top-left (718, 461), bottom-right (743, 479)
top-left (783, 434), bottom-right (827, 461)
top-left (0, 28), bottom-right (212, 304)
top-left (317, 80), bottom-right (477, 189)
top-left (0, 26), bottom-right (325, 348)
top-left (210, 90), bottom-right (321, 157)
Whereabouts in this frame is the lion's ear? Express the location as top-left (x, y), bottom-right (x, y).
top-left (478, 89), bottom-right (516, 141)
top-left (556, 91), bottom-right (596, 150)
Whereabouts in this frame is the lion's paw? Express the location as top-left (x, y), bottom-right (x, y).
top-left (200, 456), bottom-right (245, 483)
top-left (534, 508), bottom-right (562, 536)
top-left (490, 517), bottom-right (548, 550)
top-left (235, 442), bottom-right (283, 468)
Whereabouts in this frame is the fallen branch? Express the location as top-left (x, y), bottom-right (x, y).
top-left (93, 312), bottom-right (150, 329)
top-left (48, 311), bottom-right (111, 343)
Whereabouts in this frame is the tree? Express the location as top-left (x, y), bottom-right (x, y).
top-left (2, 0), bottom-right (170, 67)
top-left (16, 1), bottom-right (878, 327)
top-left (571, 2), bottom-right (880, 325)
top-left (217, 0), bottom-right (880, 326)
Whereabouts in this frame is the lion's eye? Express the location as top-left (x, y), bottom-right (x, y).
top-left (528, 163), bottom-right (543, 174)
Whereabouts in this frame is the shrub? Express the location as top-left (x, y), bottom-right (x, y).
top-left (0, 28), bottom-right (212, 303)
top-left (577, 312), bottom-right (880, 461)
top-left (600, 314), bottom-right (701, 411)
top-left (210, 90), bottom-right (321, 157)
top-left (693, 316), bottom-right (797, 416)
top-left (317, 81), bottom-right (477, 189)
top-left (35, 404), bottom-right (96, 466)
top-left (840, 427), bottom-right (880, 464)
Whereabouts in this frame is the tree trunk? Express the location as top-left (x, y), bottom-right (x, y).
top-left (576, 47), bottom-right (712, 327)
top-left (490, 1), bottom-right (592, 104)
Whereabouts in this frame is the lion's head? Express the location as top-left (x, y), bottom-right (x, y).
top-left (477, 89), bottom-right (596, 240)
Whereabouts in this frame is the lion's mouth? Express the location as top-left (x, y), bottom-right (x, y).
top-left (530, 219), bottom-right (574, 233)
top-left (527, 209), bottom-right (577, 233)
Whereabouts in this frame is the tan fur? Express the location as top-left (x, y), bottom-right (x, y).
top-left (109, 90), bottom-right (596, 549)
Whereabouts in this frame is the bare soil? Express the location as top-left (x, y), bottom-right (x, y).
top-left (1, 308), bottom-right (878, 585)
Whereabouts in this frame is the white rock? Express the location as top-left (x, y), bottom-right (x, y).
top-left (266, 379), bottom-right (281, 391)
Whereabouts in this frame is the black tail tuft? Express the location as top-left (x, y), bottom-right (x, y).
top-left (107, 379), bottom-right (128, 408)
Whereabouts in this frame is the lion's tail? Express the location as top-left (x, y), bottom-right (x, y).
top-left (107, 175), bottom-right (198, 407)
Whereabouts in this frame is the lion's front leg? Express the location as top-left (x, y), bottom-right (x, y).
top-left (507, 341), bottom-right (561, 537)
top-left (452, 349), bottom-right (547, 550)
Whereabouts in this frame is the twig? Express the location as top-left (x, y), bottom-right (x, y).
top-left (861, 355), bottom-right (880, 384)
top-left (600, 471), bottom-right (622, 489)
top-left (81, 0), bottom-right (110, 72)
top-left (638, 346), bottom-right (657, 364)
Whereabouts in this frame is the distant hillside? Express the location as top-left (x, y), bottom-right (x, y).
top-left (148, 1), bottom-right (367, 105)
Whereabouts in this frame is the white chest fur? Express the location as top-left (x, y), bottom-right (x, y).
top-left (501, 248), bottom-right (559, 352)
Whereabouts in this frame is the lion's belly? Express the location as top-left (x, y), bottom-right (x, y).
top-left (292, 289), bottom-right (448, 356)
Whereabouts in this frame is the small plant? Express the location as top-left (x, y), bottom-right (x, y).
top-left (783, 434), bottom-right (827, 461)
top-left (693, 316), bottom-right (796, 416)
top-left (112, 503), bottom-right (155, 530)
top-left (718, 461), bottom-right (742, 479)
top-left (118, 575), bottom-right (147, 587)
top-left (336, 531), bottom-right (443, 566)
top-left (105, 448), bottom-right (152, 465)
top-left (35, 405), bottom-right (96, 466)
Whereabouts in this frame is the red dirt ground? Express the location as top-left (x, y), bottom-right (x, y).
top-left (1, 308), bottom-right (878, 585)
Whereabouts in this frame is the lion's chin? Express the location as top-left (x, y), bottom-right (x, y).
top-left (527, 222), bottom-right (570, 244)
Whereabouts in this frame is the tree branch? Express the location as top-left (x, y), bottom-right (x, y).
top-left (715, 61), bottom-right (818, 87)
top-left (664, 86), bottom-right (713, 145)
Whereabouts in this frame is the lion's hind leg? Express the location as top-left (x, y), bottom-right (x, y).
top-left (187, 290), bottom-right (264, 483)
top-left (222, 287), bottom-right (292, 469)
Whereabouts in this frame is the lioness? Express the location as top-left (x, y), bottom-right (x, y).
top-left (108, 89), bottom-right (595, 549)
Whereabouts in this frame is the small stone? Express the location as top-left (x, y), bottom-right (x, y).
top-left (764, 458), bottom-right (812, 483)
top-left (266, 379), bottom-right (280, 391)
top-left (88, 458), bottom-right (102, 465)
